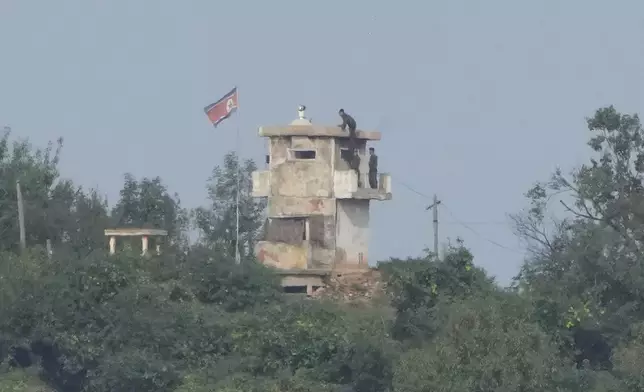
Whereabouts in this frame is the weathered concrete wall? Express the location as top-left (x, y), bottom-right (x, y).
top-left (309, 215), bottom-right (335, 248)
top-left (280, 274), bottom-right (325, 288)
top-left (309, 215), bottom-right (336, 268)
top-left (310, 247), bottom-right (335, 269)
top-left (334, 170), bottom-right (358, 198)
top-left (269, 137), bottom-right (334, 198)
top-left (335, 199), bottom-right (370, 267)
top-left (290, 136), bottom-right (317, 150)
top-left (269, 137), bottom-right (290, 167)
top-left (252, 171), bottom-right (270, 197)
top-left (380, 173), bottom-right (392, 193)
top-left (268, 196), bottom-right (335, 217)
top-left (256, 241), bottom-right (308, 269)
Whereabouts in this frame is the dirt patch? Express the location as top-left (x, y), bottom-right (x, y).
top-left (311, 268), bottom-right (386, 304)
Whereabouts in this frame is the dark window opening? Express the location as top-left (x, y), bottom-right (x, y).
top-left (284, 286), bottom-right (308, 294)
top-left (292, 150), bottom-right (316, 160)
top-left (340, 148), bottom-right (352, 162)
top-left (265, 154), bottom-right (270, 164)
top-left (265, 217), bottom-right (306, 245)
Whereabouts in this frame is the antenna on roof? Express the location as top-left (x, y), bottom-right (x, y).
top-left (292, 105), bottom-right (312, 125)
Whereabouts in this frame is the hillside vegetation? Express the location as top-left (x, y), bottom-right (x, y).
top-left (2, 106), bottom-right (644, 391)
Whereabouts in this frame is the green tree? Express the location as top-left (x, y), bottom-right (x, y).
top-left (0, 131), bottom-right (108, 256)
top-left (612, 321), bottom-right (644, 390)
top-left (194, 152), bottom-right (266, 260)
top-left (379, 240), bottom-right (495, 341)
top-left (226, 301), bottom-right (395, 392)
top-left (0, 247), bottom-right (237, 392)
top-left (47, 181), bottom-right (109, 255)
top-left (177, 372), bottom-right (344, 392)
top-left (1, 230), bottom-right (291, 391)
top-left (391, 293), bottom-right (567, 392)
top-left (0, 368), bottom-right (53, 392)
top-left (111, 174), bottom-right (189, 249)
top-left (0, 131), bottom-right (61, 252)
top-left (513, 106), bottom-right (644, 370)
top-left (185, 245), bottom-right (282, 312)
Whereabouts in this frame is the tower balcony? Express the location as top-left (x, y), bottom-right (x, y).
top-left (333, 170), bottom-right (392, 200)
top-left (252, 170), bottom-right (270, 197)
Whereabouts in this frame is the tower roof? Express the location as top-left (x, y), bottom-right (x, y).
top-left (259, 125), bottom-right (381, 140)
top-left (259, 105), bottom-right (382, 140)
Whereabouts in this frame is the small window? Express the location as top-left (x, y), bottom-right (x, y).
top-left (340, 148), bottom-right (352, 162)
top-left (265, 154), bottom-right (270, 164)
top-left (290, 149), bottom-right (316, 160)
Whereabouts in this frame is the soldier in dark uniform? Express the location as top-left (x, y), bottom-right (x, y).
top-left (338, 108), bottom-right (357, 133)
top-left (338, 108), bottom-right (357, 154)
top-left (368, 147), bottom-right (378, 189)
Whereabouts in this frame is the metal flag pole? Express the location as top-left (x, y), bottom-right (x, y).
top-left (234, 87), bottom-right (241, 264)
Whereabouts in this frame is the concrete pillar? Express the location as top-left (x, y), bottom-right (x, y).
top-left (109, 236), bottom-right (116, 255)
top-left (141, 235), bottom-right (149, 256)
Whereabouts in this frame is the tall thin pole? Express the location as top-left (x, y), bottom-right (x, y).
top-left (234, 87), bottom-right (241, 264)
top-left (46, 239), bottom-right (52, 259)
top-left (16, 180), bottom-right (26, 251)
top-left (234, 125), bottom-right (241, 264)
top-left (433, 194), bottom-right (439, 258)
top-left (426, 194), bottom-right (441, 260)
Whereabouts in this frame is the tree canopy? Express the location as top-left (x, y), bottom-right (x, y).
top-left (3, 106), bottom-right (644, 390)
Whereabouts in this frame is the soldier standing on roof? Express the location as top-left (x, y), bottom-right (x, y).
top-left (338, 109), bottom-right (357, 153)
top-left (368, 147), bottom-right (378, 189)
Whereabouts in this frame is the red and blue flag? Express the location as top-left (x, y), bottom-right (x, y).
top-left (204, 87), bottom-right (239, 127)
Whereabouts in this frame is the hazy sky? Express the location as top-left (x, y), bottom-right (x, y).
top-left (2, 0), bottom-right (643, 284)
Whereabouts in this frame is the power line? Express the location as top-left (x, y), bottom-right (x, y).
top-left (393, 177), bottom-right (432, 199)
top-left (391, 176), bottom-right (523, 254)
top-left (392, 178), bottom-right (511, 226)
top-left (442, 221), bottom-right (509, 225)
top-left (441, 202), bottom-right (524, 254)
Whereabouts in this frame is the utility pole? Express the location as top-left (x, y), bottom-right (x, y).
top-left (46, 239), bottom-right (52, 259)
top-left (426, 194), bottom-right (441, 259)
top-left (16, 180), bottom-right (26, 252)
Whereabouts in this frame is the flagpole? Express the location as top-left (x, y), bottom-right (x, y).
top-left (234, 87), bottom-right (241, 264)
top-left (204, 85), bottom-right (242, 263)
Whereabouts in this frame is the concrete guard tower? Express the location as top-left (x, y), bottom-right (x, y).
top-left (252, 106), bottom-right (392, 294)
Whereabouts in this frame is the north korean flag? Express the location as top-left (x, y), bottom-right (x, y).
top-left (204, 87), bottom-right (239, 128)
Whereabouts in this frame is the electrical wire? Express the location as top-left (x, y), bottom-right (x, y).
top-left (391, 176), bottom-right (524, 254)
top-left (442, 221), bottom-right (509, 225)
top-left (441, 202), bottom-right (524, 254)
top-left (392, 177), bottom-right (433, 200)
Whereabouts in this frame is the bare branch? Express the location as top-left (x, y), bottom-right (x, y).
top-left (560, 200), bottom-right (600, 221)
